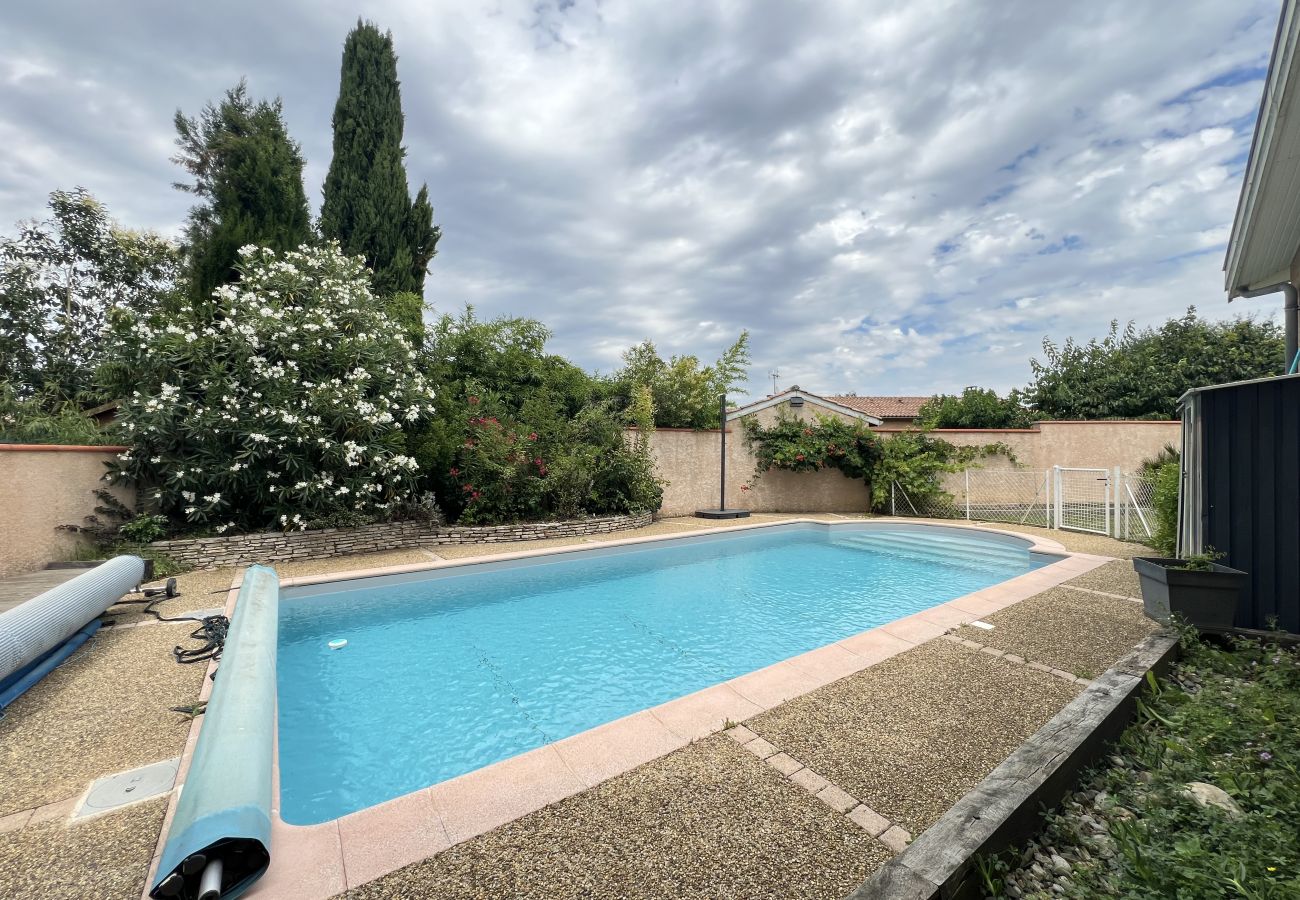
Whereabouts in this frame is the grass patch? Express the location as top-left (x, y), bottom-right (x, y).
top-left (986, 630), bottom-right (1300, 898)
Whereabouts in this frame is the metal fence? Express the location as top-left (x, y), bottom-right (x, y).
top-left (890, 465), bottom-right (1157, 543)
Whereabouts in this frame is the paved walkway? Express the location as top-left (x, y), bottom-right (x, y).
top-left (0, 568), bottom-right (87, 614)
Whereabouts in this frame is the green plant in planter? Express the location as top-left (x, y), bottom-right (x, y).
top-left (1179, 547), bottom-right (1225, 572)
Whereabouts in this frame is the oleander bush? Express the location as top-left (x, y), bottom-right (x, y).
top-left (99, 243), bottom-right (436, 533)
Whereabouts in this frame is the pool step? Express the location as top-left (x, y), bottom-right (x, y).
top-left (834, 531), bottom-right (1031, 571)
top-left (839, 531), bottom-right (1030, 564)
top-left (852, 531), bottom-right (1030, 561)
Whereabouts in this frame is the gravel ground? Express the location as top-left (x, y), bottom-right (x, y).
top-left (1063, 559), bottom-right (1144, 599)
top-left (0, 622), bottom-right (205, 816)
top-left (344, 735), bottom-right (891, 900)
top-left (953, 586), bottom-right (1158, 678)
top-left (966, 521), bottom-right (1151, 558)
top-left (747, 641), bottom-right (1080, 835)
top-left (0, 796), bottom-right (166, 900)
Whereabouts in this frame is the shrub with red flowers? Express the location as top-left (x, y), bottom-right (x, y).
top-left (449, 384), bottom-right (661, 525)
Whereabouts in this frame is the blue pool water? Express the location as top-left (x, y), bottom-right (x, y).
top-left (277, 523), bottom-right (1050, 824)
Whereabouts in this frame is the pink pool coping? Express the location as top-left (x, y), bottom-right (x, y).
top-left (143, 518), bottom-right (1109, 900)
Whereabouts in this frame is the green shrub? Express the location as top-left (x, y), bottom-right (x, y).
top-left (743, 414), bottom-right (1009, 512)
top-left (1152, 460), bottom-right (1180, 556)
top-left (0, 384), bottom-right (115, 446)
top-left (119, 513), bottom-right (167, 544)
top-left (451, 390), bottom-right (662, 525)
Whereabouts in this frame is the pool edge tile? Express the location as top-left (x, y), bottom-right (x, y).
top-left (879, 613), bottom-right (949, 645)
top-left (727, 660), bottom-right (824, 710)
top-left (428, 744), bottom-right (586, 845)
top-left (785, 642), bottom-right (874, 684)
top-left (649, 683), bottom-right (763, 741)
top-left (551, 710), bottom-right (689, 788)
top-left (836, 627), bottom-right (914, 662)
top-left (338, 788), bottom-right (449, 890)
top-left (246, 819), bottom-right (345, 900)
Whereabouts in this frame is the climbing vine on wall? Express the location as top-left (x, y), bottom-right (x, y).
top-left (741, 414), bottom-right (1012, 512)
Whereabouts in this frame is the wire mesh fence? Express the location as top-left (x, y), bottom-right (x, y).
top-left (889, 465), bottom-right (1157, 543)
top-left (1116, 471), bottom-right (1157, 542)
top-left (890, 468), bottom-right (1051, 528)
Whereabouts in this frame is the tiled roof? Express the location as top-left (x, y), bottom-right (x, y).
top-left (828, 395), bottom-right (931, 418)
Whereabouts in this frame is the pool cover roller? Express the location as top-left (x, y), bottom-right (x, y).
top-left (0, 555), bottom-right (145, 712)
top-left (151, 565), bottom-right (278, 900)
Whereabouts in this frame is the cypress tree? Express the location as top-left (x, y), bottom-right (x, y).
top-left (174, 82), bottom-right (312, 303)
top-left (320, 20), bottom-right (440, 304)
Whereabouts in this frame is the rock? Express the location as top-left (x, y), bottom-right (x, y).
top-left (1136, 771), bottom-right (1154, 784)
top-left (1050, 854), bottom-right (1071, 876)
top-left (1181, 782), bottom-right (1244, 818)
top-left (1029, 862), bottom-right (1048, 880)
top-left (1006, 883), bottom-right (1023, 898)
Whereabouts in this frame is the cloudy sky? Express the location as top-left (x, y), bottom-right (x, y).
top-left (0, 0), bottom-right (1283, 397)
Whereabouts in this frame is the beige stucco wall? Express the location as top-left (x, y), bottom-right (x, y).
top-left (643, 427), bottom-right (872, 517)
top-left (0, 446), bottom-right (135, 578)
top-left (641, 414), bottom-right (1180, 518)
top-left (892, 420), bottom-right (1181, 471)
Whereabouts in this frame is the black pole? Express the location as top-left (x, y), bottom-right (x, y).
top-left (719, 393), bottom-right (727, 510)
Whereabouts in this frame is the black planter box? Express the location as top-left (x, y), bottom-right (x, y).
top-left (1133, 557), bottom-right (1247, 630)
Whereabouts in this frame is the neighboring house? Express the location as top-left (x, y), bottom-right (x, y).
top-left (827, 395), bottom-right (929, 428)
top-left (727, 387), bottom-right (883, 428)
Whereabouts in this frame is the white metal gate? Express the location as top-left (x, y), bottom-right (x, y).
top-left (1052, 466), bottom-right (1111, 535)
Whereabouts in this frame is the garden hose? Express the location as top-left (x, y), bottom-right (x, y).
top-left (104, 579), bottom-right (232, 665)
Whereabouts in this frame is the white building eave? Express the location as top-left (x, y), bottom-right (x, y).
top-left (1225, 0), bottom-right (1300, 299)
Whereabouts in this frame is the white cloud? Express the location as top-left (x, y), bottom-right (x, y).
top-left (0, 0), bottom-right (1283, 396)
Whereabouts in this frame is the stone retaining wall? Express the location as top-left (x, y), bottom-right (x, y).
top-left (150, 511), bottom-right (654, 569)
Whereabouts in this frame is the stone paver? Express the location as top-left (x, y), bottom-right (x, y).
top-left (878, 825), bottom-right (913, 853)
top-left (848, 805), bottom-right (891, 837)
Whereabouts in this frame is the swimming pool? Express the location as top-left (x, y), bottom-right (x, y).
top-left (277, 522), bottom-right (1054, 825)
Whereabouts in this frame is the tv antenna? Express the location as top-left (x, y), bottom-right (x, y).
top-left (768, 369), bottom-right (780, 394)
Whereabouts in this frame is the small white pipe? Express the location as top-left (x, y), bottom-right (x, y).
top-left (198, 858), bottom-right (223, 900)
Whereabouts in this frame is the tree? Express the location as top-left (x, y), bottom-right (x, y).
top-left (918, 386), bottom-right (1035, 429)
top-left (319, 20), bottom-right (440, 312)
top-left (173, 82), bottom-right (312, 304)
top-left (0, 188), bottom-right (178, 405)
top-left (614, 331), bottom-right (751, 428)
top-left (100, 243), bottom-right (435, 533)
top-left (1024, 308), bottom-right (1284, 420)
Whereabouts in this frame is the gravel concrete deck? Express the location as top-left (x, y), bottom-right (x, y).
top-left (0, 622), bottom-right (205, 816)
top-left (343, 736), bottom-right (891, 900)
top-left (1062, 557), bottom-right (1144, 598)
top-left (743, 640), bottom-right (1080, 834)
top-left (0, 796), bottom-right (167, 900)
top-left (968, 521), bottom-right (1150, 558)
top-left (0, 513), bottom-right (1157, 899)
top-left (952, 586), bottom-right (1157, 679)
